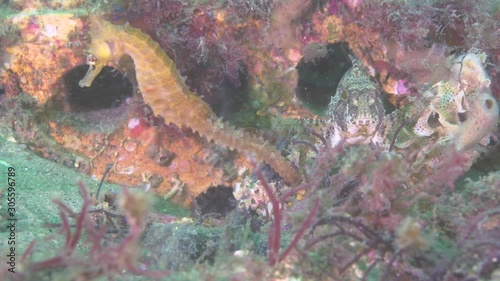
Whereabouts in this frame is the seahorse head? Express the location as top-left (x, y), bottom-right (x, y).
top-left (78, 16), bottom-right (117, 88)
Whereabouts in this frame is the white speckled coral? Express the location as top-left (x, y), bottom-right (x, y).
top-left (450, 50), bottom-right (491, 91)
top-left (454, 90), bottom-right (498, 150)
top-left (414, 50), bottom-right (499, 151)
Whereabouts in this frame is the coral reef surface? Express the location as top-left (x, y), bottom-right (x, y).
top-left (0, 0), bottom-right (499, 280)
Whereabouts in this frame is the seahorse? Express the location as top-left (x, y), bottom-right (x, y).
top-left (78, 16), bottom-right (300, 184)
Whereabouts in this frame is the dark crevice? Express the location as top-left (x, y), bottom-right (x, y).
top-left (381, 91), bottom-right (397, 114)
top-left (457, 112), bottom-right (467, 123)
top-left (210, 66), bottom-right (249, 121)
top-left (62, 65), bottom-right (133, 112)
top-left (296, 42), bottom-right (352, 113)
top-left (193, 185), bottom-right (237, 218)
top-left (427, 112), bottom-right (442, 128)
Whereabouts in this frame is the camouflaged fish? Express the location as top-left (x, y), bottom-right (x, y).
top-left (318, 51), bottom-right (498, 160)
top-left (325, 56), bottom-right (386, 148)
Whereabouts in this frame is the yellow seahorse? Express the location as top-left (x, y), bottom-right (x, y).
top-left (78, 16), bottom-right (300, 184)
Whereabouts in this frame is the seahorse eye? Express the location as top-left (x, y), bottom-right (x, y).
top-left (85, 54), bottom-right (99, 66)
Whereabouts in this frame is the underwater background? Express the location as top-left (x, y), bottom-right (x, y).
top-left (0, 0), bottom-right (499, 280)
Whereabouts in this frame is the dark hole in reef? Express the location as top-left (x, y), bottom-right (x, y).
top-left (0, 85), bottom-right (5, 96)
top-left (472, 138), bottom-right (500, 173)
top-left (181, 60), bottom-right (249, 122)
top-left (457, 112), bottom-right (468, 123)
top-left (62, 65), bottom-right (133, 112)
top-left (211, 66), bottom-right (249, 121)
top-left (193, 185), bottom-right (237, 218)
top-left (156, 153), bottom-right (176, 167)
top-left (154, 147), bottom-right (176, 167)
top-left (485, 99), bottom-right (494, 110)
top-left (296, 42), bottom-right (352, 113)
top-left (427, 112), bottom-right (442, 128)
top-left (380, 91), bottom-right (396, 114)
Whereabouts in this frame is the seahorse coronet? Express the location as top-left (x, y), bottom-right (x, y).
top-left (78, 16), bottom-right (300, 184)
